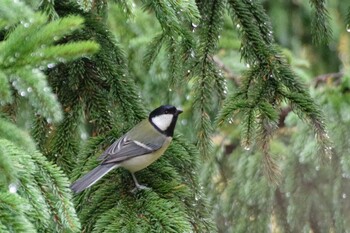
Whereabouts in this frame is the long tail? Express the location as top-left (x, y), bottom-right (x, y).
top-left (70, 164), bottom-right (117, 193)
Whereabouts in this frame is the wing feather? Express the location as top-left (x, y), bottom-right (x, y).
top-left (98, 120), bottom-right (167, 164)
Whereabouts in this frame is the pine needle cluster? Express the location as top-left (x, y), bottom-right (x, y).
top-left (215, 0), bottom-right (333, 181)
top-left (0, 1), bottom-right (99, 232)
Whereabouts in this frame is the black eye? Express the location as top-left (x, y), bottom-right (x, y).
top-left (164, 110), bottom-right (169, 114)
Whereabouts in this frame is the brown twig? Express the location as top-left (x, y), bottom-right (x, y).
top-left (314, 72), bottom-right (344, 88)
top-left (212, 55), bottom-right (241, 86)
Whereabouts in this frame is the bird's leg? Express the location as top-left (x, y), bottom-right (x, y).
top-left (131, 173), bottom-right (150, 193)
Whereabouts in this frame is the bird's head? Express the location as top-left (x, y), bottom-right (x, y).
top-left (149, 105), bottom-right (183, 137)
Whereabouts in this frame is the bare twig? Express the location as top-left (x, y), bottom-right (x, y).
top-left (213, 55), bottom-right (241, 86)
top-left (314, 72), bottom-right (344, 88)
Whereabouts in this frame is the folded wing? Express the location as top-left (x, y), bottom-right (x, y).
top-left (98, 120), bottom-right (167, 164)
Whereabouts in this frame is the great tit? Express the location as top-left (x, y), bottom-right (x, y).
top-left (70, 105), bottom-right (183, 193)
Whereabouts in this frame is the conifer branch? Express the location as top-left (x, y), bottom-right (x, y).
top-left (144, 32), bottom-right (166, 70)
top-left (0, 192), bottom-right (36, 232)
top-left (228, 0), bottom-right (274, 64)
top-left (39, 0), bottom-right (59, 20)
top-left (142, 0), bottom-right (198, 89)
top-left (0, 12), bottom-right (99, 123)
top-left (0, 2), bottom-right (102, 231)
top-left (11, 69), bottom-right (63, 122)
top-left (193, 0), bottom-right (225, 158)
top-left (258, 117), bottom-right (281, 184)
top-left (0, 118), bottom-right (36, 153)
top-left (0, 0), bottom-right (34, 28)
top-left (218, 0), bottom-right (334, 175)
top-left (241, 0), bottom-right (274, 45)
top-left (0, 71), bottom-right (12, 104)
top-left (46, 104), bottom-right (81, 173)
top-left (279, 89), bottom-right (332, 160)
top-left (309, 0), bottom-right (332, 44)
top-left (167, 36), bottom-right (181, 87)
top-left (0, 139), bottom-right (81, 232)
top-left (117, 0), bottom-right (134, 16)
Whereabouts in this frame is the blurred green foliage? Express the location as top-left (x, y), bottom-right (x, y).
top-left (1, 0), bottom-right (350, 232)
top-left (107, 0), bottom-right (350, 232)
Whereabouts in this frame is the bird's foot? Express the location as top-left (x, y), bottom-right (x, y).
top-left (131, 184), bottom-right (151, 193)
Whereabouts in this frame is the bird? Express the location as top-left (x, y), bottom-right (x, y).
top-left (70, 105), bottom-right (183, 193)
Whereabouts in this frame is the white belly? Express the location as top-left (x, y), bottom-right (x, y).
top-left (120, 137), bottom-right (172, 172)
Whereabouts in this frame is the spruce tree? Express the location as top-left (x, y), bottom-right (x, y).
top-left (0, 0), bottom-right (98, 232)
top-left (1, 0), bottom-right (350, 232)
top-left (34, 1), bottom-right (213, 232)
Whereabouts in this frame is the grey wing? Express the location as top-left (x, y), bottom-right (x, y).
top-left (98, 134), bottom-right (165, 164)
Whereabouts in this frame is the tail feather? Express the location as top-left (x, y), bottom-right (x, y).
top-left (70, 164), bottom-right (117, 193)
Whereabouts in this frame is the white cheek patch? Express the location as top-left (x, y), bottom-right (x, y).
top-left (152, 114), bottom-right (173, 131)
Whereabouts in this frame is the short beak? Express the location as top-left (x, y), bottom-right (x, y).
top-left (176, 109), bottom-right (183, 115)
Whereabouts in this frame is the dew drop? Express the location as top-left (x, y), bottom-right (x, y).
top-left (187, 70), bottom-right (191, 73)
top-left (190, 50), bottom-right (195, 58)
top-left (20, 91), bottom-right (27, 96)
top-left (27, 87), bottom-right (32, 92)
top-left (46, 118), bottom-right (52, 123)
top-left (324, 132), bottom-right (330, 139)
top-left (43, 87), bottom-right (50, 92)
top-left (181, 119), bottom-right (187, 125)
top-left (315, 166), bottom-right (320, 171)
top-left (80, 132), bottom-right (88, 140)
top-left (169, 88), bottom-right (172, 92)
top-left (343, 193), bottom-right (347, 199)
top-left (47, 63), bottom-right (55, 69)
top-left (347, 24), bottom-right (350, 32)
top-left (236, 24), bottom-right (241, 29)
top-left (9, 183), bottom-right (17, 193)
top-left (246, 63), bottom-right (250, 68)
top-left (324, 146), bottom-right (333, 159)
top-left (191, 22), bottom-right (198, 28)
top-left (244, 146), bottom-right (250, 151)
top-left (194, 195), bottom-right (199, 201)
top-left (228, 118), bottom-right (233, 124)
